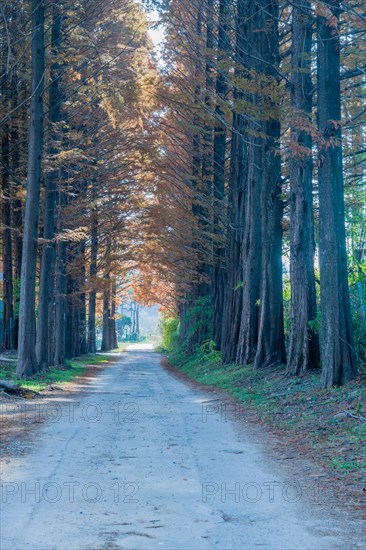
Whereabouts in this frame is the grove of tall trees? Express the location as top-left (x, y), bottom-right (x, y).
top-left (143, 0), bottom-right (365, 388)
top-left (1, 0), bottom-right (365, 387)
top-left (0, 0), bottom-right (158, 376)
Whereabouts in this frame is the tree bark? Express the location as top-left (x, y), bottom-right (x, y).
top-left (101, 272), bottom-right (111, 352)
top-left (36, 3), bottom-right (63, 369)
top-left (54, 238), bottom-right (67, 365)
top-left (185, 2), bottom-right (212, 351)
top-left (254, 0), bottom-right (286, 370)
top-left (1, 48), bottom-right (14, 351)
top-left (79, 240), bottom-right (87, 355)
top-left (11, 68), bottom-right (24, 349)
top-left (221, 111), bottom-right (246, 364)
top-left (110, 279), bottom-right (118, 349)
top-left (288, 0), bottom-right (319, 375)
top-left (236, 0), bottom-right (263, 366)
top-left (221, 0), bottom-right (255, 364)
top-left (317, 0), bottom-right (356, 387)
top-left (17, 0), bottom-right (45, 378)
top-left (65, 257), bottom-right (75, 359)
top-left (212, 0), bottom-right (230, 349)
top-left (87, 208), bottom-right (98, 353)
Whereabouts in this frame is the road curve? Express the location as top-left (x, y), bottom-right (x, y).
top-left (0, 345), bottom-right (358, 549)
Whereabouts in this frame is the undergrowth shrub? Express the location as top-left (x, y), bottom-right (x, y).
top-left (160, 317), bottom-right (180, 351)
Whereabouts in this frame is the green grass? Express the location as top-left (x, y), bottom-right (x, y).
top-left (0, 354), bottom-right (112, 392)
top-left (329, 458), bottom-right (362, 471)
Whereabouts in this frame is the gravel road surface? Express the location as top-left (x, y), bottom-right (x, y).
top-left (0, 345), bottom-right (359, 549)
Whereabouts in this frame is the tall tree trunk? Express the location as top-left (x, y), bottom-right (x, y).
top-left (101, 273), bottom-right (111, 352)
top-left (179, 301), bottom-right (189, 344)
top-left (17, 0), bottom-right (45, 378)
top-left (65, 242), bottom-right (86, 358)
top-left (54, 239), bottom-right (67, 365)
top-left (221, 111), bottom-right (246, 364)
top-left (135, 303), bottom-right (140, 338)
top-left (79, 241), bottom-right (87, 355)
top-left (11, 72), bottom-right (24, 349)
top-left (254, 0), bottom-right (286, 370)
top-left (221, 0), bottom-right (249, 364)
top-left (236, 0), bottom-right (263, 366)
top-left (288, 0), bottom-right (319, 375)
top-left (36, 3), bottom-right (63, 369)
top-left (184, 2), bottom-right (212, 351)
top-left (110, 279), bottom-right (118, 349)
top-left (1, 51), bottom-right (14, 351)
top-left (87, 208), bottom-right (98, 353)
top-left (212, 0), bottom-right (230, 349)
top-left (317, 1), bottom-right (356, 387)
top-left (53, 163), bottom-right (68, 367)
top-left (65, 256), bottom-right (75, 359)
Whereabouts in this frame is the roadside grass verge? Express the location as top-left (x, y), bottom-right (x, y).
top-left (165, 344), bottom-right (366, 479)
top-left (0, 354), bottom-right (112, 392)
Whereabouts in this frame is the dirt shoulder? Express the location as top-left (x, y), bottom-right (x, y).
top-left (0, 354), bottom-right (121, 461)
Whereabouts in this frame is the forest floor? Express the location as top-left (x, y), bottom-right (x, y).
top-left (0, 345), bottom-right (365, 549)
top-left (164, 347), bottom-right (366, 515)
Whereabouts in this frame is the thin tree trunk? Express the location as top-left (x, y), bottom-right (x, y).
top-left (185, 2), bottom-right (212, 351)
top-left (79, 240), bottom-right (87, 355)
top-left (212, 0), bottom-right (230, 349)
top-left (87, 209), bottom-right (98, 353)
top-left (1, 57), bottom-right (14, 351)
top-left (288, 0), bottom-right (319, 375)
top-left (136, 303), bottom-right (140, 338)
top-left (317, 1), bottom-right (356, 387)
top-left (101, 273), bottom-right (111, 351)
top-left (65, 256), bottom-right (75, 359)
top-left (17, 0), bottom-right (45, 378)
top-left (53, 162), bottom-right (68, 366)
top-left (110, 279), bottom-right (118, 349)
top-left (54, 239), bottom-right (67, 365)
top-left (11, 71), bottom-right (24, 349)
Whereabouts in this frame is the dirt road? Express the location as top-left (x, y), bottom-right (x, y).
top-left (0, 345), bottom-right (361, 549)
